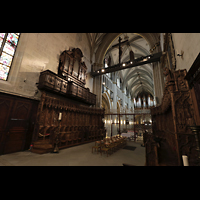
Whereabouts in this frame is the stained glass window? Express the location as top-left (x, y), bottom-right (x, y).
top-left (0, 33), bottom-right (20, 81)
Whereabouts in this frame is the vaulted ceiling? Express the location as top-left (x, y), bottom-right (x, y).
top-left (86, 33), bottom-right (107, 58)
top-left (86, 33), bottom-right (159, 99)
top-left (104, 33), bottom-right (154, 99)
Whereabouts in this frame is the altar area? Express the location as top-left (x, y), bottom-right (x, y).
top-left (104, 109), bottom-right (152, 142)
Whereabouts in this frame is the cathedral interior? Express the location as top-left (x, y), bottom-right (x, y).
top-left (0, 33), bottom-right (200, 166)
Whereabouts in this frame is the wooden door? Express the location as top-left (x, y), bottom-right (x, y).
top-left (0, 95), bottom-right (14, 154)
top-left (0, 93), bottom-right (39, 155)
top-left (3, 119), bottom-right (29, 154)
top-left (3, 100), bottom-right (32, 154)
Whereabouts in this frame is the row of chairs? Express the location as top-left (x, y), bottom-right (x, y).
top-left (92, 136), bottom-right (127, 157)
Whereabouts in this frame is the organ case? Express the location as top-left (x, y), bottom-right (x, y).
top-left (31, 48), bottom-right (106, 153)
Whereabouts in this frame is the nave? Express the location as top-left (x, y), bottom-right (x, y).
top-left (0, 140), bottom-right (145, 166)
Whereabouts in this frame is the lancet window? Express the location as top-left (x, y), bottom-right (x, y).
top-left (0, 33), bottom-right (20, 81)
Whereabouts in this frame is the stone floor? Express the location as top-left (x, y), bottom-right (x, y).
top-left (0, 140), bottom-right (145, 166)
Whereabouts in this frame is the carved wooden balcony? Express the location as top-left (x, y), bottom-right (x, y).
top-left (38, 70), bottom-right (96, 105)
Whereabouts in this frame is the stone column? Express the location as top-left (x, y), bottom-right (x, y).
top-left (92, 63), bottom-right (103, 108)
top-left (112, 82), bottom-right (117, 110)
top-left (153, 62), bottom-right (165, 106)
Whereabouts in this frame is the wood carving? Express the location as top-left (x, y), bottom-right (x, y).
top-left (163, 66), bottom-right (174, 85)
top-left (38, 70), bottom-right (96, 105)
top-left (32, 47), bottom-right (105, 153)
top-left (146, 69), bottom-right (199, 166)
top-left (31, 91), bottom-right (106, 153)
top-left (58, 48), bottom-right (87, 85)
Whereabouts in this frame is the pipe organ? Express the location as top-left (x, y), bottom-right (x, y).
top-left (31, 48), bottom-right (106, 153)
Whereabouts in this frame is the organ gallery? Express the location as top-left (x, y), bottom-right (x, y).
top-left (31, 48), bottom-right (106, 153)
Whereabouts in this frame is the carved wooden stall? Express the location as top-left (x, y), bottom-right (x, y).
top-left (185, 53), bottom-right (200, 126)
top-left (146, 68), bottom-right (200, 166)
top-left (31, 48), bottom-right (106, 154)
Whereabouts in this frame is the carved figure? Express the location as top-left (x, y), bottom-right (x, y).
top-left (130, 50), bottom-right (135, 61)
top-left (119, 47), bottom-right (123, 61)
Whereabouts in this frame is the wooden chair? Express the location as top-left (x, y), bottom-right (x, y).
top-left (92, 141), bottom-right (101, 154)
top-left (67, 132), bottom-right (73, 145)
top-left (122, 137), bottom-right (127, 147)
top-left (109, 140), bottom-right (117, 153)
top-left (101, 142), bottom-right (111, 157)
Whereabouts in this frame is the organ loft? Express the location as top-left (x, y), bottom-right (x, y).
top-left (31, 48), bottom-right (106, 153)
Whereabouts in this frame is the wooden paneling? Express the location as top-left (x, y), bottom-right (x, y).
top-left (0, 97), bottom-right (13, 131)
top-left (146, 69), bottom-right (199, 166)
top-left (31, 91), bottom-right (106, 154)
top-left (38, 70), bottom-right (96, 105)
top-left (0, 92), bottom-right (39, 155)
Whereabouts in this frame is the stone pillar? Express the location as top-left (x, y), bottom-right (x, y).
top-left (92, 63), bottom-right (103, 108)
top-left (153, 62), bottom-right (165, 106)
top-left (111, 72), bottom-right (117, 111)
top-left (122, 90), bottom-right (126, 108)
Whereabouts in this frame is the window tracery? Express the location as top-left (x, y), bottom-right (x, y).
top-left (0, 33), bottom-right (20, 81)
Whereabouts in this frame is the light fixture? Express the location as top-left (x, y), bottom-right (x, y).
top-left (122, 63), bottom-right (126, 67)
top-left (177, 50), bottom-right (184, 58)
top-left (130, 61), bottom-right (133, 64)
top-left (102, 69), bottom-right (105, 72)
top-left (97, 71), bottom-right (99, 73)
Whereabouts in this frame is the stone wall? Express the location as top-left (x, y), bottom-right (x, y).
top-left (0, 33), bottom-right (92, 100)
top-left (172, 33), bottom-right (200, 71)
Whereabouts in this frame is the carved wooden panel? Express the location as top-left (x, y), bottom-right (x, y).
top-left (31, 91), bottom-right (106, 154)
top-left (148, 69), bottom-right (199, 166)
top-left (0, 97), bottom-right (13, 131)
top-left (38, 70), bottom-right (96, 105)
top-left (58, 48), bottom-right (87, 85)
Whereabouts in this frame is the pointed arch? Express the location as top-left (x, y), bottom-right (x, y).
top-left (102, 90), bottom-right (112, 113)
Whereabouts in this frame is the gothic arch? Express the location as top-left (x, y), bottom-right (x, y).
top-left (117, 100), bottom-right (121, 113)
top-left (102, 91), bottom-right (112, 113)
